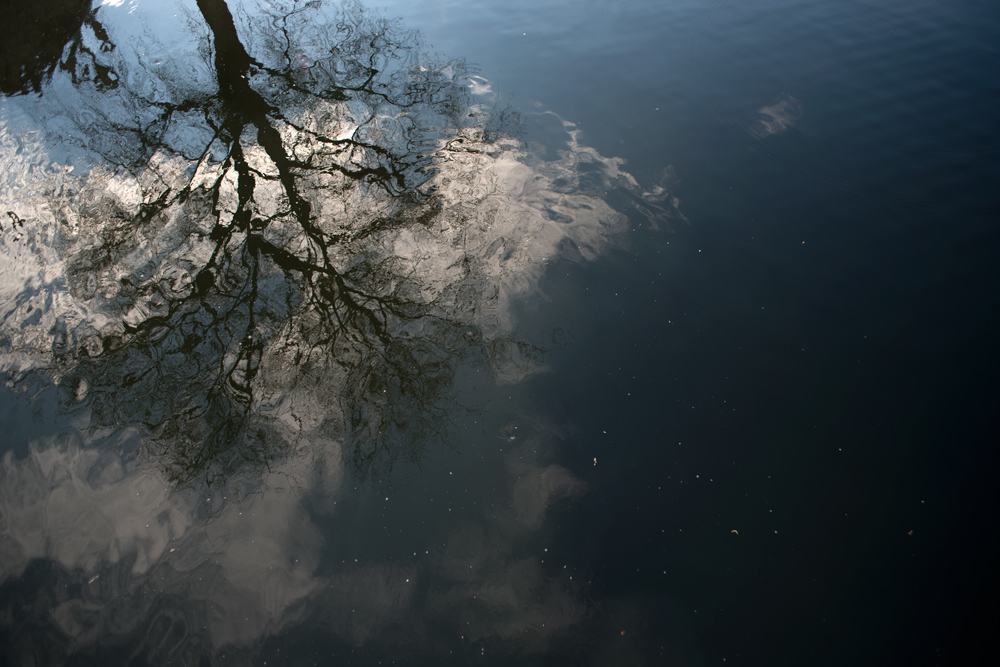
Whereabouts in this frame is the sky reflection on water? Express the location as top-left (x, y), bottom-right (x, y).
top-left (0, 0), bottom-right (673, 663)
top-left (3, 0), bottom-right (1000, 665)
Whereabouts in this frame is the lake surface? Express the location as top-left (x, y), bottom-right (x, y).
top-left (2, 1), bottom-right (998, 665)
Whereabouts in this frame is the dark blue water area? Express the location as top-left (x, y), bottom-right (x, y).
top-left (483, 0), bottom-right (1000, 663)
top-left (2, 0), bottom-right (999, 665)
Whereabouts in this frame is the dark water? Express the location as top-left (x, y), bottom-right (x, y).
top-left (1, 0), bottom-right (998, 665)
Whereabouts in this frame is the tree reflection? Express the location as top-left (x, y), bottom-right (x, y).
top-left (0, 2), bottom-right (675, 659)
top-left (0, 0), bottom-right (116, 96)
top-left (31, 0), bottom-right (530, 487)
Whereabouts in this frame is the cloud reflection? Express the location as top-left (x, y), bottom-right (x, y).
top-left (1, 420), bottom-right (591, 659)
top-left (752, 93), bottom-right (803, 138)
top-left (0, 0), bottom-right (677, 662)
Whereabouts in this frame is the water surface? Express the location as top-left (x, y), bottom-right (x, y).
top-left (1, 1), bottom-right (998, 665)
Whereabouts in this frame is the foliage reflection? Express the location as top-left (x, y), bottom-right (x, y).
top-left (7, 0), bottom-right (534, 487)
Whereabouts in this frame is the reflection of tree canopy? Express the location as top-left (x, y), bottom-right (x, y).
top-left (0, 0), bottom-right (116, 96)
top-left (5, 0), bottom-right (532, 487)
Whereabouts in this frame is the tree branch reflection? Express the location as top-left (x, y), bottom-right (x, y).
top-left (1, 0), bottom-right (117, 96)
top-left (43, 0), bottom-right (529, 488)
